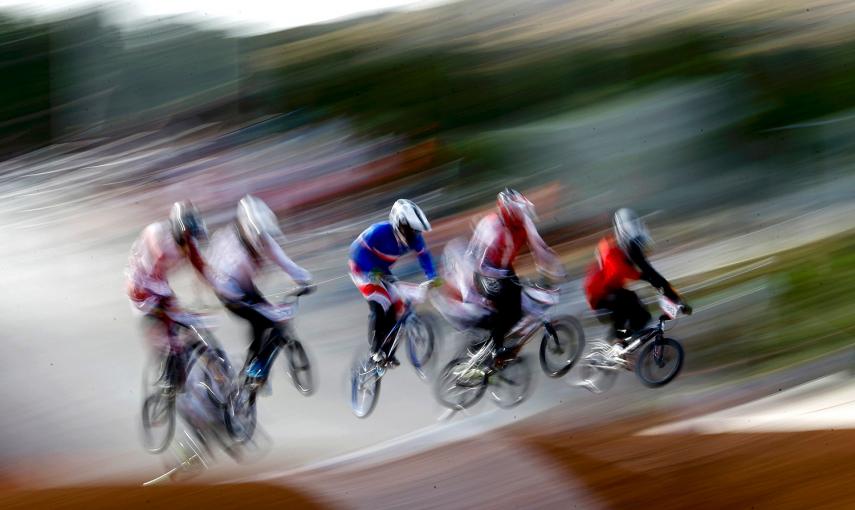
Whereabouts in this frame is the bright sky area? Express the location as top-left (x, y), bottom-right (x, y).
top-left (0, 0), bottom-right (456, 33)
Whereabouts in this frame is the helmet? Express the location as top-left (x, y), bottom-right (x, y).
top-left (497, 188), bottom-right (536, 227)
top-left (237, 195), bottom-right (282, 254)
top-left (170, 200), bottom-right (207, 247)
top-left (613, 208), bottom-right (652, 252)
top-left (389, 199), bottom-right (431, 245)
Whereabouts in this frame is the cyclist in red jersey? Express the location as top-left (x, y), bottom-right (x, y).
top-left (468, 189), bottom-right (567, 361)
top-left (584, 208), bottom-right (691, 344)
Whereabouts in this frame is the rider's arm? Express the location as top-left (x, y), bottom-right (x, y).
top-left (261, 232), bottom-right (313, 285)
top-left (410, 233), bottom-right (437, 280)
top-left (522, 216), bottom-right (567, 281)
top-left (627, 241), bottom-right (682, 302)
top-left (185, 238), bottom-right (211, 281)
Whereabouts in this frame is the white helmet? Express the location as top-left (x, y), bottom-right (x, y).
top-left (497, 188), bottom-right (537, 227)
top-left (613, 208), bottom-right (652, 252)
top-left (389, 199), bottom-right (431, 245)
top-left (237, 195), bottom-right (282, 253)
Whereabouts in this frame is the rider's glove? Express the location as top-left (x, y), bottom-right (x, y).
top-left (427, 277), bottom-right (444, 289)
top-left (296, 282), bottom-right (316, 296)
top-left (679, 301), bottom-right (693, 316)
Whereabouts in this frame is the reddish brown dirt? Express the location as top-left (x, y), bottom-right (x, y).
top-left (0, 483), bottom-right (327, 510)
top-left (3, 409), bottom-right (853, 509)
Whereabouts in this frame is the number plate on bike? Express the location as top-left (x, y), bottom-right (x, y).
top-left (659, 296), bottom-right (680, 319)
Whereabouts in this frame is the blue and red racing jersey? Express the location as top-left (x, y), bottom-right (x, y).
top-left (349, 221), bottom-right (436, 279)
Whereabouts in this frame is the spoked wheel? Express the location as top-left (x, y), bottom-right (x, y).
top-left (489, 355), bottom-right (534, 409)
top-left (224, 385), bottom-right (257, 443)
top-left (141, 353), bottom-right (178, 454)
top-left (434, 357), bottom-right (487, 410)
top-left (578, 357), bottom-right (619, 394)
top-left (142, 392), bottom-right (176, 454)
top-left (405, 314), bottom-right (435, 380)
top-left (539, 316), bottom-right (586, 378)
top-left (285, 340), bottom-right (315, 396)
top-left (350, 355), bottom-right (382, 419)
top-left (635, 337), bottom-right (684, 387)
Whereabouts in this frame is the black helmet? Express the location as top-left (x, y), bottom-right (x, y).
top-left (170, 201), bottom-right (208, 246)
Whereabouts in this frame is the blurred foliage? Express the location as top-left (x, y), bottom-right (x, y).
top-left (680, 233), bottom-right (855, 376)
top-left (1, 1), bottom-right (855, 164)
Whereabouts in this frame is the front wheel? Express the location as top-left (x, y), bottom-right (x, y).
top-left (635, 337), bottom-right (684, 387)
top-left (539, 316), bottom-right (586, 378)
top-left (285, 340), bottom-right (315, 396)
top-left (141, 393), bottom-right (176, 454)
top-left (434, 357), bottom-right (487, 410)
top-left (350, 355), bottom-right (382, 419)
top-left (405, 314), bottom-right (435, 380)
top-left (489, 355), bottom-right (534, 409)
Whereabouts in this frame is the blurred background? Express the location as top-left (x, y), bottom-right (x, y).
top-left (1, 0), bottom-right (854, 508)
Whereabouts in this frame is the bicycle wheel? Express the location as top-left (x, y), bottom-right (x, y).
top-left (578, 358), bottom-right (619, 394)
top-left (286, 340), bottom-right (315, 396)
top-left (141, 392), bottom-right (176, 454)
top-left (405, 314), bottom-right (435, 379)
top-left (434, 357), bottom-right (487, 410)
top-left (635, 337), bottom-right (684, 387)
top-left (224, 386), bottom-right (257, 443)
top-left (539, 316), bottom-right (586, 378)
top-left (489, 356), bottom-right (534, 409)
top-left (350, 354), bottom-right (382, 419)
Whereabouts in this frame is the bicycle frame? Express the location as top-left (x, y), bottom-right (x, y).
top-left (370, 281), bottom-right (428, 370)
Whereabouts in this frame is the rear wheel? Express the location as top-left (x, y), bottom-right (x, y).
top-left (635, 337), bottom-right (684, 387)
top-left (434, 357), bottom-right (487, 410)
top-left (578, 356), bottom-right (619, 394)
top-left (489, 355), bottom-right (534, 408)
top-left (539, 316), bottom-right (586, 378)
top-left (350, 355), bottom-right (381, 419)
top-left (285, 340), bottom-right (315, 396)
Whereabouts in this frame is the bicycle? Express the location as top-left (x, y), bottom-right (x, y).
top-left (433, 279), bottom-right (585, 411)
top-left (349, 280), bottom-right (436, 419)
top-left (578, 296), bottom-right (688, 394)
top-left (224, 287), bottom-right (313, 443)
top-left (141, 311), bottom-right (230, 454)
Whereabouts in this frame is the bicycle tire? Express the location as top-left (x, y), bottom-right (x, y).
top-left (286, 340), bottom-right (315, 396)
top-left (635, 337), bottom-right (684, 387)
top-left (406, 314), bottom-right (435, 378)
top-left (434, 357), bottom-right (487, 410)
top-left (350, 355), bottom-right (381, 419)
top-left (141, 393), bottom-right (176, 454)
top-left (489, 356), bottom-right (534, 409)
top-left (539, 315), bottom-right (586, 378)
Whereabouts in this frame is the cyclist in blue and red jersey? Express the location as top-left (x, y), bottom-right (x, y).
top-left (349, 199), bottom-right (438, 366)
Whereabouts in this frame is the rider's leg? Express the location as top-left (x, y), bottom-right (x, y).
top-left (142, 304), bottom-right (185, 390)
top-left (479, 275), bottom-right (522, 355)
top-left (355, 274), bottom-right (401, 364)
top-left (223, 295), bottom-right (277, 379)
top-left (597, 290), bottom-right (634, 345)
top-left (252, 331), bottom-right (283, 382)
top-left (616, 289), bottom-right (651, 335)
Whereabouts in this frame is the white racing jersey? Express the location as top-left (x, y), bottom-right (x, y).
top-left (207, 225), bottom-right (311, 301)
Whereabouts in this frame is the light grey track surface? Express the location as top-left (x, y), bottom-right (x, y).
top-left (1, 197), bottom-right (853, 487)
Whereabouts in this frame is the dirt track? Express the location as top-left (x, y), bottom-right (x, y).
top-left (7, 406), bottom-right (851, 510)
